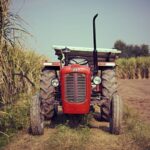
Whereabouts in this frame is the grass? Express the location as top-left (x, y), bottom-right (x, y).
top-left (0, 46), bottom-right (46, 148)
top-left (0, 94), bottom-right (31, 149)
top-left (45, 125), bottom-right (90, 150)
top-left (44, 105), bottom-right (150, 150)
top-left (123, 105), bottom-right (150, 150)
top-left (116, 57), bottom-right (150, 79)
top-left (0, 46), bottom-right (46, 105)
top-left (1, 103), bottom-right (150, 150)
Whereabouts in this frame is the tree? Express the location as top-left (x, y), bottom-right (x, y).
top-left (113, 40), bottom-right (150, 58)
top-left (114, 40), bottom-right (126, 50)
top-left (140, 44), bottom-right (149, 56)
top-left (113, 40), bottom-right (128, 57)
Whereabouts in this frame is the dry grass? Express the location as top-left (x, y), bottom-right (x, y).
top-left (1, 104), bottom-right (150, 150)
top-left (45, 125), bottom-right (90, 150)
top-left (44, 105), bottom-right (150, 150)
top-left (116, 57), bottom-right (150, 79)
top-left (0, 47), bottom-right (46, 148)
top-left (0, 46), bottom-right (46, 105)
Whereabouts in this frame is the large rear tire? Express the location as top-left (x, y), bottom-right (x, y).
top-left (101, 68), bottom-right (117, 121)
top-left (110, 94), bottom-right (123, 134)
top-left (40, 69), bottom-right (56, 120)
top-left (30, 94), bottom-right (44, 135)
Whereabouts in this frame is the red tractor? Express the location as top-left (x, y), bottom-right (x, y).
top-left (30, 14), bottom-right (123, 135)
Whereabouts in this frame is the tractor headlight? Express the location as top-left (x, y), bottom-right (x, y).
top-left (51, 78), bottom-right (59, 87)
top-left (93, 76), bottom-right (101, 85)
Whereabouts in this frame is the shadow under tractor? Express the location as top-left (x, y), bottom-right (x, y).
top-left (30, 14), bottom-right (123, 135)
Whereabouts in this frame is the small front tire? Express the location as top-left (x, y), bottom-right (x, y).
top-left (30, 94), bottom-right (44, 135)
top-left (109, 94), bottom-right (123, 135)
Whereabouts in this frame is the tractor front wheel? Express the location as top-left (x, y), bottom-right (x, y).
top-left (30, 94), bottom-right (44, 135)
top-left (109, 94), bottom-right (123, 135)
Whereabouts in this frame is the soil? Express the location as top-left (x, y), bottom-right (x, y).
top-left (118, 79), bottom-right (150, 122)
top-left (3, 79), bottom-right (150, 150)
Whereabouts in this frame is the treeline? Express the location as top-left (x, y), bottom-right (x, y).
top-left (114, 40), bottom-right (149, 58)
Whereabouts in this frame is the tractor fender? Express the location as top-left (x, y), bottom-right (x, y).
top-left (43, 62), bottom-right (60, 70)
top-left (98, 62), bottom-right (116, 67)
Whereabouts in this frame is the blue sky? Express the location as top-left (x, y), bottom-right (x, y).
top-left (11, 0), bottom-right (150, 60)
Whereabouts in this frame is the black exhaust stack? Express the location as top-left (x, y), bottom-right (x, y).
top-left (93, 14), bottom-right (98, 75)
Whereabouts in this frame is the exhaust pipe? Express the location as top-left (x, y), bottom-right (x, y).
top-left (93, 14), bottom-right (98, 75)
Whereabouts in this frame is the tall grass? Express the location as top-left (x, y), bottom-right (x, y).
top-left (0, 46), bottom-right (46, 105)
top-left (0, 47), bottom-right (46, 148)
top-left (116, 57), bottom-right (150, 79)
top-left (0, 0), bottom-right (34, 105)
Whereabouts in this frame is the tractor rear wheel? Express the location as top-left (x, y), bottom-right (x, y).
top-left (30, 94), bottom-right (44, 135)
top-left (110, 94), bottom-right (123, 134)
top-left (101, 68), bottom-right (117, 121)
top-left (40, 69), bottom-right (56, 120)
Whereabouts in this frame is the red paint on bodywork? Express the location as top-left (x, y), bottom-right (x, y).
top-left (60, 64), bottom-right (91, 114)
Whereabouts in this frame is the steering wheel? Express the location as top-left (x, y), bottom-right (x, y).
top-left (69, 58), bottom-right (88, 65)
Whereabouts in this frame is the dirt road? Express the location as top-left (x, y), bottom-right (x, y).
top-left (3, 79), bottom-right (150, 150)
top-left (119, 79), bottom-right (150, 122)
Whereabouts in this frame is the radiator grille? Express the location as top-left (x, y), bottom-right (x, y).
top-left (65, 73), bottom-right (86, 102)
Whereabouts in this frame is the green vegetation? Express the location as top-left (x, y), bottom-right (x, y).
top-left (116, 57), bottom-right (150, 79)
top-left (0, 1), bottom-right (46, 142)
top-left (0, 94), bottom-right (30, 148)
top-left (5, 105), bottom-right (147, 150)
top-left (0, 46), bottom-right (45, 105)
top-left (0, 47), bottom-right (46, 149)
top-left (46, 125), bottom-right (90, 150)
top-left (114, 40), bottom-right (149, 58)
top-left (44, 105), bottom-right (150, 150)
